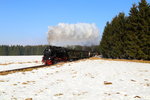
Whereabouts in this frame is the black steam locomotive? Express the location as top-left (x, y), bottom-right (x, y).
top-left (42, 46), bottom-right (97, 65)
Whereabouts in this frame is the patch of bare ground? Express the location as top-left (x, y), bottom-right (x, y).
top-left (56, 79), bottom-right (64, 83)
top-left (104, 92), bottom-right (111, 96)
top-left (124, 94), bottom-right (128, 96)
top-left (134, 96), bottom-right (141, 98)
top-left (139, 70), bottom-right (149, 72)
top-left (104, 81), bottom-right (112, 85)
top-left (72, 76), bottom-right (76, 78)
top-left (85, 73), bottom-right (95, 78)
top-left (0, 80), bottom-right (5, 82)
top-left (145, 83), bottom-right (150, 87)
top-left (72, 91), bottom-right (88, 96)
top-left (13, 84), bottom-right (17, 86)
top-left (131, 79), bottom-right (136, 82)
top-left (54, 93), bottom-right (63, 96)
top-left (25, 98), bottom-right (32, 100)
top-left (11, 97), bottom-right (17, 100)
top-left (22, 82), bottom-right (28, 85)
top-left (144, 79), bottom-right (149, 81)
top-left (22, 81), bottom-right (35, 85)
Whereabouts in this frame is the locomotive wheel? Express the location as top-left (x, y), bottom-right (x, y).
top-left (69, 59), bottom-right (73, 62)
top-left (53, 60), bottom-right (57, 64)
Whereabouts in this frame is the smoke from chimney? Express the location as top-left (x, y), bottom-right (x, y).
top-left (47, 23), bottom-right (100, 47)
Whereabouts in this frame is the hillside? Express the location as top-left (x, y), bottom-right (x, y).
top-left (0, 57), bottom-right (150, 100)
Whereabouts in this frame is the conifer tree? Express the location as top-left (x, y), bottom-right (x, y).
top-left (100, 0), bottom-right (150, 60)
top-left (124, 4), bottom-right (144, 59)
top-left (137, 0), bottom-right (150, 59)
top-left (100, 13), bottom-right (127, 58)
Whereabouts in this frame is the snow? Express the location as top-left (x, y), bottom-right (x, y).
top-left (0, 56), bottom-right (43, 71)
top-left (0, 56), bottom-right (150, 100)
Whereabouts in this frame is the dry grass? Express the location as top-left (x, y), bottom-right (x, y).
top-left (0, 63), bottom-right (13, 65)
top-left (89, 57), bottom-right (150, 63)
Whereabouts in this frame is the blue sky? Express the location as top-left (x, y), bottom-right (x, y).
top-left (0, 0), bottom-right (139, 45)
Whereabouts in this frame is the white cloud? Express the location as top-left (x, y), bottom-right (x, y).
top-left (47, 23), bottom-right (100, 46)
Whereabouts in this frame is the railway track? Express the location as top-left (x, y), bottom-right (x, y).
top-left (0, 58), bottom-right (87, 75)
top-left (0, 64), bottom-right (47, 75)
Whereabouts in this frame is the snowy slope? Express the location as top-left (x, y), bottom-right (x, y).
top-left (0, 58), bottom-right (150, 100)
top-left (0, 56), bottom-right (43, 71)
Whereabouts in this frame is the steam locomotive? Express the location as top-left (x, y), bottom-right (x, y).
top-left (42, 46), bottom-right (97, 65)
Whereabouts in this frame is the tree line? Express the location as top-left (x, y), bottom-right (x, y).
top-left (0, 45), bottom-right (100, 55)
top-left (0, 45), bottom-right (48, 55)
top-left (100, 0), bottom-right (150, 60)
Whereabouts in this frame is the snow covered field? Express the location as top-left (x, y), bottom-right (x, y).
top-left (0, 56), bottom-right (43, 71)
top-left (0, 56), bottom-right (150, 100)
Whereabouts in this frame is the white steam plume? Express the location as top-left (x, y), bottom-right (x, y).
top-left (47, 23), bottom-right (100, 46)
